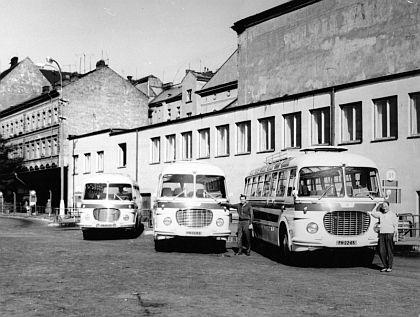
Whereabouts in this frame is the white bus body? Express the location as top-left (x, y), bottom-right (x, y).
top-left (153, 161), bottom-right (231, 251)
top-left (79, 173), bottom-right (142, 240)
top-left (245, 147), bottom-right (384, 264)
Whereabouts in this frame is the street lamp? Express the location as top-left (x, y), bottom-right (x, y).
top-left (45, 57), bottom-right (65, 217)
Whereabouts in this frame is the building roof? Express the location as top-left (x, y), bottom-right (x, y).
top-left (149, 84), bottom-right (182, 105)
top-left (196, 50), bottom-right (238, 95)
top-left (0, 89), bottom-right (59, 118)
top-left (231, 0), bottom-right (320, 35)
top-left (187, 69), bottom-right (214, 82)
top-left (39, 69), bottom-right (77, 87)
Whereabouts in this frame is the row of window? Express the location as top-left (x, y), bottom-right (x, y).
top-left (0, 107), bottom-right (59, 138)
top-left (149, 92), bottom-right (420, 163)
top-left (9, 137), bottom-right (59, 161)
top-left (73, 143), bottom-right (127, 174)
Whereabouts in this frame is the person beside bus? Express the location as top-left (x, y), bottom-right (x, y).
top-left (220, 194), bottom-right (253, 256)
top-left (371, 201), bottom-right (398, 272)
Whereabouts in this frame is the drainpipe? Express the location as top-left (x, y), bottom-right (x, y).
top-left (330, 88), bottom-right (335, 146)
top-left (135, 128), bottom-right (139, 182)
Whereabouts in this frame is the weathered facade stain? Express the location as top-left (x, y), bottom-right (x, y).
top-left (237, 0), bottom-right (420, 105)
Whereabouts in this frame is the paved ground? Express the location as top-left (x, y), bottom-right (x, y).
top-left (0, 215), bottom-right (419, 317)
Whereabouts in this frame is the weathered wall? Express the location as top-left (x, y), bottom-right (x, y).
top-left (0, 58), bottom-right (51, 110)
top-left (62, 66), bottom-right (148, 138)
top-left (238, 0), bottom-right (420, 105)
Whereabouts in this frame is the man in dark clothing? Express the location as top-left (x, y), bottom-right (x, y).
top-left (220, 194), bottom-right (253, 255)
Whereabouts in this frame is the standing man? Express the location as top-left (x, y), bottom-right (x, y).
top-left (220, 194), bottom-right (253, 256)
top-left (371, 201), bottom-right (398, 272)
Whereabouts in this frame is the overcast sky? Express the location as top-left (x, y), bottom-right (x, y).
top-left (0, 0), bottom-right (282, 83)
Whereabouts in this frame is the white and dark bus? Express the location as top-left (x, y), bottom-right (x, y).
top-left (153, 161), bottom-right (231, 251)
top-left (244, 147), bottom-right (385, 264)
top-left (79, 173), bottom-right (143, 240)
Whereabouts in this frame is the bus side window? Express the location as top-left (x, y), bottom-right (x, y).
top-left (276, 171), bottom-right (287, 197)
top-left (263, 173), bottom-right (271, 197)
top-left (270, 172), bottom-right (278, 197)
top-left (287, 169), bottom-right (297, 196)
top-left (244, 178), bottom-right (251, 197)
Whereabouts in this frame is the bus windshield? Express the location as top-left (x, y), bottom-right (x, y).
top-left (160, 174), bottom-right (226, 198)
top-left (298, 166), bottom-right (381, 198)
top-left (83, 183), bottom-right (133, 200)
top-left (298, 166), bottom-right (344, 198)
top-left (345, 167), bottom-right (380, 198)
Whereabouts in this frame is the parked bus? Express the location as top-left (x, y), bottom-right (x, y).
top-left (244, 146), bottom-right (385, 264)
top-left (153, 161), bottom-right (231, 251)
top-left (79, 173), bottom-right (143, 240)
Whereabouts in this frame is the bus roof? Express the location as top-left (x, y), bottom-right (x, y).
top-left (249, 152), bottom-right (378, 176)
top-left (82, 173), bottom-right (136, 184)
top-left (160, 161), bottom-right (226, 176)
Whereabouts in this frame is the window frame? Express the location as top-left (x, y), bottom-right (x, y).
top-left (118, 143), bottom-right (127, 168)
top-left (236, 120), bottom-right (251, 155)
top-left (373, 96), bottom-right (398, 141)
top-left (150, 137), bottom-right (161, 164)
top-left (198, 128), bottom-right (210, 159)
top-left (181, 131), bottom-right (193, 160)
top-left (283, 112), bottom-right (301, 149)
top-left (216, 124), bottom-right (230, 157)
top-left (165, 134), bottom-right (176, 162)
top-left (258, 116), bottom-right (275, 152)
top-left (310, 107), bottom-right (330, 146)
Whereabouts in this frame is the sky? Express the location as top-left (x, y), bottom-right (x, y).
top-left (0, 0), bottom-right (282, 83)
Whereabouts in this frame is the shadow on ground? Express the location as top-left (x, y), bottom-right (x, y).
top-left (154, 237), bottom-right (227, 254)
top-left (250, 238), bottom-right (381, 269)
top-left (81, 223), bottom-right (145, 240)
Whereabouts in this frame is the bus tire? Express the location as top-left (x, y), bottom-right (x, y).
top-left (82, 230), bottom-right (92, 240)
top-left (154, 239), bottom-right (166, 252)
top-left (280, 228), bottom-right (293, 264)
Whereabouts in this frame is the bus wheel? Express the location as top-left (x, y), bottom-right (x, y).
top-left (280, 229), bottom-right (293, 264)
top-left (154, 239), bottom-right (166, 252)
top-left (82, 230), bottom-right (92, 240)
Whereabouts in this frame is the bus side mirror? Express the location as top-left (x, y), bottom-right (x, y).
top-left (292, 190), bottom-right (298, 199)
top-left (384, 189), bottom-right (391, 200)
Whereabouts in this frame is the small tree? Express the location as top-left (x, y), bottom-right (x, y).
top-left (0, 135), bottom-right (24, 199)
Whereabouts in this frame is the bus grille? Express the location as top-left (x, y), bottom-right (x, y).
top-left (323, 211), bottom-right (370, 236)
top-left (93, 208), bottom-right (120, 222)
top-left (176, 209), bottom-right (213, 228)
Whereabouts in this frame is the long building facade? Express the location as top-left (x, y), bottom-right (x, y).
top-left (68, 0), bottom-right (420, 214)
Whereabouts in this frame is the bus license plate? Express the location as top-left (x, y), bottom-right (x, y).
top-left (97, 223), bottom-right (116, 228)
top-left (336, 240), bottom-right (357, 246)
top-left (186, 231), bottom-right (201, 235)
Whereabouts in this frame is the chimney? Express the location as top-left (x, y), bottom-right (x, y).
top-left (96, 60), bottom-right (106, 69)
top-left (42, 86), bottom-right (51, 94)
top-left (162, 82), bottom-right (173, 90)
top-left (10, 57), bottom-right (18, 68)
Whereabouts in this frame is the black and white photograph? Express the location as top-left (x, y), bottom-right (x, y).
top-left (0, 0), bottom-right (419, 316)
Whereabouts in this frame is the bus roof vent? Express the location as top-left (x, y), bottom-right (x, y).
top-left (300, 146), bottom-right (348, 153)
top-left (265, 150), bottom-right (298, 165)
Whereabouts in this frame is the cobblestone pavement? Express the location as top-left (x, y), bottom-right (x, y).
top-left (0, 216), bottom-right (419, 317)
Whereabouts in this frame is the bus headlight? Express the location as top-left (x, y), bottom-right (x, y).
top-left (374, 222), bottom-right (380, 233)
top-left (163, 217), bottom-right (172, 226)
top-left (306, 222), bottom-right (318, 234)
top-left (216, 218), bottom-right (224, 227)
top-left (123, 214), bottom-right (130, 221)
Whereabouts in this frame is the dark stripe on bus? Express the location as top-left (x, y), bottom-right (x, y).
top-left (157, 201), bottom-right (221, 209)
top-left (253, 210), bottom-right (279, 222)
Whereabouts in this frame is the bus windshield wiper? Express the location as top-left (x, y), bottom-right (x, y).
top-left (203, 190), bottom-right (219, 203)
top-left (318, 185), bottom-right (334, 200)
top-left (172, 189), bottom-right (186, 200)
